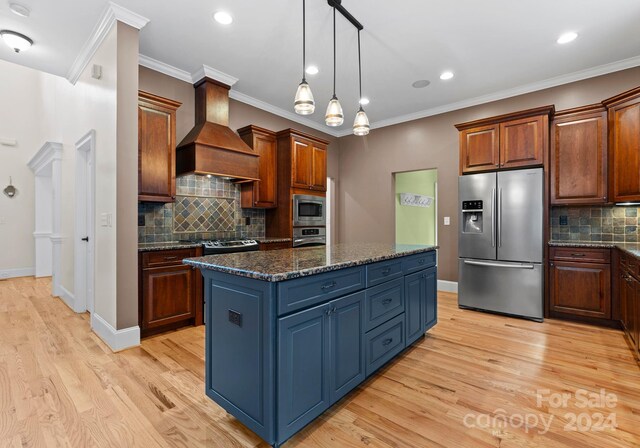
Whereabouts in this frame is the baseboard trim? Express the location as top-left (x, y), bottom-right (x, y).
top-left (90, 313), bottom-right (140, 352)
top-left (58, 285), bottom-right (76, 310)
top-left (0, 267), bottom-right (35, 279)
top-left (438, 280), bottom-right (458, 293)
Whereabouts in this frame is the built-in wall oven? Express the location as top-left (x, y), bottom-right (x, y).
top-left (293, 227), bottom-right (326, 247)
top-left (293, 194), bottom-right (326, 227)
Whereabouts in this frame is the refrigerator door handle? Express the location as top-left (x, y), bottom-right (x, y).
top-left (491, 188), bottom-right (496, 248)
top-left (498, 187), bottom-right (503, 248)
top-left (464, 260), bottom-right (535, 269)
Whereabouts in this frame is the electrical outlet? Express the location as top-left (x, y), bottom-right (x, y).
top-left (228, 309), bottom-right (242, 327)
top-left (245, 216), bottom-right (251, 226)
top-left (444, 216), bottom-right (451, 226)
top-left (138, 214), bottom-right (145, 226)
top-left (559, 215), bottom-right (568, 226)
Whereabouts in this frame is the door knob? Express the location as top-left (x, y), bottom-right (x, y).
top-left (81, 236), bottom-right (89, 242)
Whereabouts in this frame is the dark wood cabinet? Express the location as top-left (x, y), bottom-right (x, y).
top-left (291, 137), bottom-right (314, 189)
top-left (549, 248), bottom-right (611, 320)
top-left (551, 105), bottom-right (607, 205)
top-left (239, 126), bottom-right (278, 208)
top-left (604, 87), bottom-right (640, 203)
top-left (139, 248), bottom-right (203, 337)
top-left (618, 252), bottom-right (640, 355)
top-left (138, 91), bottom-right (181, 202)
top-left (311, 145), bottom-right (328, 191)
top-left (456, 106), bottom-right (553, 175)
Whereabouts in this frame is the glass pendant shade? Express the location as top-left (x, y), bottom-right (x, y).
top-left (353, 107), bottom-right (370, 136)
top-left (294, 80), bottom-right (315, 115)
top-left (325, 96), bottom-right (344, 127)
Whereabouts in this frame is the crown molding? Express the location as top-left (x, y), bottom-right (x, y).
top-left (344, 54), bottom-right (640, 136)
top-left (139, 54), bottom-right (192, 83)
top-left (192, 65), bottom-right (238, 87)
top-left (67, 2), bottom-right (149, 85)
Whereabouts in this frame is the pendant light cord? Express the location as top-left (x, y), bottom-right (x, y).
top-left (357, 29), bottom-right (362, 105)
top-left (302, 0), bottom-right (306, 81)
top-left (333, 6), bottom-right (336, 98)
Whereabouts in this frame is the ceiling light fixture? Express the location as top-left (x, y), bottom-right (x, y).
top-left (325, 6), bottom-right (343, 127)
top-left (294, 0), bottom-right (315, 115)
top-left (557, 32), bottom-right (578, 44)
top-left (305, 65), bottom-right (319, 75)
top-left (0, 30), bottom-right (33, 53)
top-left (9, 2), bottom-right (30, 17)
top-left (353, 29), bottom-right (369, 136)
top-left (213, 11), bottom-right (233, 25)
top-left (440, 71), bottom-right (454, 80)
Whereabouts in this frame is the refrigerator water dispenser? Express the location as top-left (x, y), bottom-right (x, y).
top-left (462, 200), bottom-right (483, 233)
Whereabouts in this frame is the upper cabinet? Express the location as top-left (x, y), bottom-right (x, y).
top-left (550, 105), bottom-right (607, 205)
top-left (239, 125), bottom-right (278, 208)
top-left (604, 86), bottom-right (640, 203)
top-left (138, 91), bottom-right (181, 202)
top-left (456, 106), bottom-right (554, 175)
top-left (278, 129), bottom-right (329, 193)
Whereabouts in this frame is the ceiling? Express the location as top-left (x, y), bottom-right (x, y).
top-left (2, 0), bottom-right (640, 136)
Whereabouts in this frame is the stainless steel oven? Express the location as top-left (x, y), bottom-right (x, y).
top-left (293, 194), bottom-right (326, 227)
top-left (293, 227), bottom-right (326, 247)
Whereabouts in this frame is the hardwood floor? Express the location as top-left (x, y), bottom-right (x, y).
top-left (1, 276), bottom-right (639, 447)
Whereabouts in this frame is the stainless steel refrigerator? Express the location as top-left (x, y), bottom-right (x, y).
top-left (458, 167), bottom-right (543, 321)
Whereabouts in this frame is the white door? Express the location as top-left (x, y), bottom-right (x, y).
top-left (75, 131), bottom-right (95, 313)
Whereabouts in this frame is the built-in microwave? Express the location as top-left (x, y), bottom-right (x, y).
top-left (293, 194), bottom-right (326, 227)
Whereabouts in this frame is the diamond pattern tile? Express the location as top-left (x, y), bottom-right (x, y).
top-left (173, 196), bottom-right (236, 233)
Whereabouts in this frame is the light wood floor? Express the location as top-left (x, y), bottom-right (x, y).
top-left (1, 277), bottom-right (639, 447)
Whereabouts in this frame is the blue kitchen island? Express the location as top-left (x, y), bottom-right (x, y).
top-left (184, 243), bottom-right (437, 447)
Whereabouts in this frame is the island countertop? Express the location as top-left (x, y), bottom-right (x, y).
top-left (183, 243), bottom-right (437, 282)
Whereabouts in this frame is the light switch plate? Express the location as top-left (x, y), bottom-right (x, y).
top-left (444, 216), bottom-right (451, 226)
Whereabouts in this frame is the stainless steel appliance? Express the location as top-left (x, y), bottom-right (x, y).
top-left (458, 168), bottom-right (543, 321)
top-left (293, 227), bottom-right (326, 247)
top-left (293, 194), bottom-right (326, 227)
top-left (202, 239), bottom-right (259, 255)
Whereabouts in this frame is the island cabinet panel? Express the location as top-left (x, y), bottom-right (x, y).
top-left (366, 258), bottom-right (403, 287)
top-left (365, 314), bottom-right (405, 376)
top-left (405, 270), bottom-right (426, 346)
top-left (424, 267), bottom-right (438, 330)
top-left (364, 278), bottom-right (405, 331)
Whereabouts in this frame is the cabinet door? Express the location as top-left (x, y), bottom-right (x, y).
top-left (609, 100), bottom-right (640, 202)
top-left (500, 115), bottom-right (545, 169)
top-left (620, 270), bottom-right (629, 332)
top-left (550, 261), bottom-right (611, 319)
top-left (404, 270), bottom-right (426, 346)
top-left (424, 267), bottom-right (437, 331)
top-left (142, 264), bottom-right (195, 329)
top-left (459, 124), bottom-right (499, 174)
top-left (292, 138), bottom-right (313, 189)
top-left (634, 278), bottom-right (640, 353)
top-left (625, 275), bottom-right (637, 345)
top-left (329, 292), bottom-right (365, 403)
top-left (241, 130), bottom-right (278, 208)
top-left (138, 93), bottom-right (179, 202)
top-left (277, 303), bottom-right (330, 442)
top-left (551, 110), bottom-right (607, 205)
top-left (311, 144), bottom-right (327, 191)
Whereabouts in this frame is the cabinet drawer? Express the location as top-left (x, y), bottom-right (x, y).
top-left (364, 278), bottom-right (404, 331)
top-left (402, 251), bottom-right (437, 274)
top-left (365, 314), bottom-right (405, 377)
top-left (277, 267), bottom-right (365, 316)
top-left (142, 249), bottom-right (197, 267)
top-left (550, 247), bottom-right (610, 264)
top-left (366, 259), bottom-right (403, 287)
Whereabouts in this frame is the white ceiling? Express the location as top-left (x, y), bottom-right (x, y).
top-left (2, 0), bottom-right (640, 136)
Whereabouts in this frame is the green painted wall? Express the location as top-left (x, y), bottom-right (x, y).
top-left (395, 169), bottom-right (437, 246)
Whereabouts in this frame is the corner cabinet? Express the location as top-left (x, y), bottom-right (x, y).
top-left (550, 105), bottom-right (607, 205)
top-left (138, 91), bottom-right (181, 202)
top-left (456, 106), bottom-right (553, 175)
top-left (604, 86), bottom-right (640, 203)
top-left (239, 126), bottom-right (278, 208)
top-left (278, 129), bottom-right (329, 193)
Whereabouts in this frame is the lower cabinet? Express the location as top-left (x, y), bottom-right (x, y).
top-left (405, 267), bottom-right (437, 346)
top-left (277, 291), bottom-right (365, 442)
top-left (619, 254), bottom-right (640, 355)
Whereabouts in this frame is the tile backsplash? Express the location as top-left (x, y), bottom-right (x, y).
top-left (551, 206), bottom-right (639, 242)
top-left (138, 175), bottom-right (265, 243)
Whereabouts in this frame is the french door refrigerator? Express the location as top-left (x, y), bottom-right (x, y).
top-left (458, 167), bottom-right (543, 321)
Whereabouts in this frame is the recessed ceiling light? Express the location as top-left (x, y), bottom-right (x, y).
top-left (0, 30), bottom-right (33, 53)
top-left (359, 97), bottom-right (370, 106)
top-left (305, 65), bottom-right (319, 75)
top-left (9, 2), bottom-right (30, 17)
top-left (213, 11), bottom-right (233, 25)
top-left (412, 79), bottom-right (430, 89)
top-left (439, 71), bottom-right (454, 80)
top-left (557, 32), bottom-right (578, 44)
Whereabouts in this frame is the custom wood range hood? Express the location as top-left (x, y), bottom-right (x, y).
top-left (176, 77), bottom-right (259, 182)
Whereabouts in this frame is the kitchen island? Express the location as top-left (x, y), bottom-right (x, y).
top-left (184, 243), bottom-right (437, 447)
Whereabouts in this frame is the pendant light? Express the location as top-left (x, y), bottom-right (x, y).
top-left (294, 0), bottom-right (315, 115)
top-left (325, 7), bottom-right (344, 127)
top-left (353, 29), bottom-right (370, 136)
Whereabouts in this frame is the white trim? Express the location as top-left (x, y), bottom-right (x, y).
top-left (91, 313), bottom-right (140, 352)
top-left (192, 64), bottom-right (238, 87)
top-left (58, 285), bottom-right (76, 310)
top-left (67, 2), bottom-right (149, 84)
top-left (139, 54), bottom-right (192, 83)
top-left (437, 280), bottom-right (458, 293)
top-left (0, 267), bottom-right (34, 279)
top-left (33, 231), bottom-right (52, 239)
top-left (27, 141), bottom-right (62, 175)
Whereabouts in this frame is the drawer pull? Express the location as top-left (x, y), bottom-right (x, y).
top-left (164, 256), bottom-right (178, 260)
top-left (381, 298), bottom-right (393, 306)
top-left (321, 281), bottom-right (337, 291)
top-left (418, 259), bottom-right (425, 264)
top-left (382, 268), bottom-right (392, 276)
top-left (382, 338), bottom-right (393, 346)
top-left (570, 253), bottom-right (586, 257)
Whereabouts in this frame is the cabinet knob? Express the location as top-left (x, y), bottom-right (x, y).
top-left (382, 338), bottom-right (393, 346)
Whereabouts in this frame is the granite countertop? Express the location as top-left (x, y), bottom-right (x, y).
top-left (254, 237), bottom-right (293, 244)
top-left (138, 241), bottom-right (202, 252)
top-left (184, 243), bottom-right (437, 282)
top-left (549, 241), bottom-right (640, 259)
